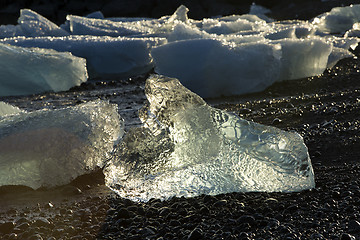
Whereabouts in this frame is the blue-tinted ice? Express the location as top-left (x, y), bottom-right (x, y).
top-left (0, 100), bottom-right (123, 189)
top-left (105, 75), bottom-right (315, 201)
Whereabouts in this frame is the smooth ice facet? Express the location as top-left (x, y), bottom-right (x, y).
top-left (105, 75), bottom-right (315, 202)
top-left (0, 43), bottom-right (87, 97)
top-left (151, 38), bottom-right (282, 98)
top-left (0, 100), bottom-right (123, 189)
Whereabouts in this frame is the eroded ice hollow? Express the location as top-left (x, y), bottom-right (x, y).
top-left (105, 75), bottom-right (315, 202)
top-left (0, 43), bottom-right (87, 97)
top-left (0, 100), bottom-right (123, 189)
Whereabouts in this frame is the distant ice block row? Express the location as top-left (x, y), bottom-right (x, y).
top-left (1, 36), bottom-right (166, 77)
top-left (0, 43), bottom-right (87, 97)
top-left (0, 4), bottom-right (359, 98)
top-left (105, 75), bottom-right (315, 202)
top-left (0, 100), bottom-right (123, 189)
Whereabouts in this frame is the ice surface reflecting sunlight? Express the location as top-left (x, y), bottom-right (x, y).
top-left (105, 75), bottom-right (315, 202)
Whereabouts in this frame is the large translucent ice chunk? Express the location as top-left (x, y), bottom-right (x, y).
top-left (0, 43), bottom-right (87, 97)
top-left (151, 38), bottom-right (282, 98)
top-left (1, 36), bottom-right (166, 77)
top-left (0, 100), bottom-right (123, 189)
top-left (105, 75), bottom-right (315, 202)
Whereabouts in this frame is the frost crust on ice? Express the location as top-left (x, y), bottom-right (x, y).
top-left (105, 75), bottom-right (315, 202)
top-left (0, 43), bottom-right (88, 97)
top-left (0, 100), bottom-right (123, 189)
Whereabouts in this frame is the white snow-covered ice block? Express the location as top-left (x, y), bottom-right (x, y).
top-left (313, 4), bottom-right (360, 34)
top-left (105, 75), bottom-right (315, 202)
top-left (0, 100), bottom-right (123, 189)
top-left (151, 38), bottom-right (282, 98)
top-left (1, 36), bottom-right (166, 77)
top-left (0, 43), bottom-right (87, 97)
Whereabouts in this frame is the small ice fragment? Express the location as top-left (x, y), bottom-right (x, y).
top-left (105, 75), bottom-right (315, 202)
top-left (0, 43), bottom-right (87, 97)
top-left (168, 5), bottom-right (189, 23)
top-left (85, 11), bottom-right (105, 19)
top-left (0, 102), bottom-right (24, 117)
top-left (0, 100), bottom-right (123, 189)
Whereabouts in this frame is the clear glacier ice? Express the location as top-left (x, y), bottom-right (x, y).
top-left (0, 43), bottom-right (88, 97)
top-left (105, 75), bottom-right (315, 202)
top-left (0, 100), bottom-right (123, 189)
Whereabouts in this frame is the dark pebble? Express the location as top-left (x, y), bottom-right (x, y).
top-left (237, 215), bottom-right (256, 227)
top-left (214, 199), bottom-right (227, 208)
top-left (187, 228), bottom-right (203, 240)
top-left (116, 208), bottom-right (130, 219)
top-left (340, 233), bottom-right (356, 240)
top-left (28, 234), bottom-right (43, 240)
top-left (348, 220), bottom-right (360, 233)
